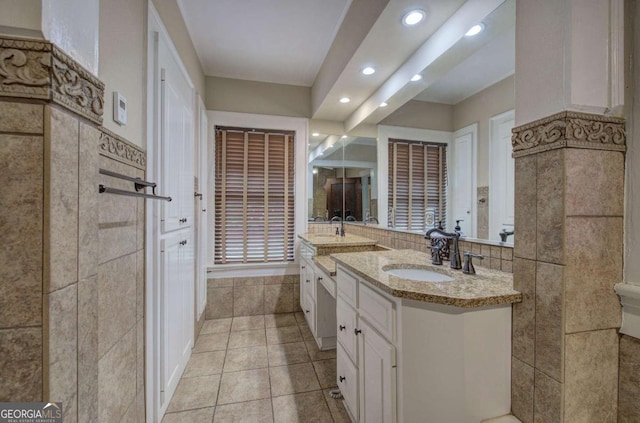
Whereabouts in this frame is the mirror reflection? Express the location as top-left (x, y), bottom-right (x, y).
top-left (308, 0), bottom-right (515, 244)
top-left (308, 136), bottom-right (377, 223)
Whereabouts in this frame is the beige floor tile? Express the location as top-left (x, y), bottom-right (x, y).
top-left (201, 318), bottom-right (232, 335)
top-left (166, 374), bottom-right (220, 413)
top-left (193, 332), bottom-right (229, 353)
top-left (228, 329), bottom-right (266, 349)
top-left (299, 324), bottom-right (315, 341)
top-left (312, 359), bottom-right (337, 389)
top-left (264, 313), bottom-right (298, 328)
top-left (266, 326), bottom-right (302, 345)
top-left (217, 368), bottom-right (271, 405)
top-left (162, 407), bottom-right (215, 423)
top-left (223, 346), bottom-right (268, 372)
top-left (305, 340), bottom-right (336, 361)
top-left (231, 315), bottom-right (265, 332)
top-left (294, 312), bottom-right (306, 325)
top-left (267, 342), bottom-right (310, 366)
top-left (213, 399), bottom-right (273, 422)
top-left (269, 363), bottom-right (321, 397)
top-left (271, 391), bottom-right (333, 423)
top-left (322, 388), bottom-right (351, 423)
top-left (184, 351), bottom-right (226, 378)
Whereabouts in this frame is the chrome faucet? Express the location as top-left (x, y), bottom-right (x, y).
top-left (330, 216), bottom-right (345, 237)
top-left (425, 228), bottom-right (462, 270)
top-left (499, 229), bottom-right (514, 242)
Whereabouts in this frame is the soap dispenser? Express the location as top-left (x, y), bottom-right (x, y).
top-left (454, 220), bottom-right (465, 237)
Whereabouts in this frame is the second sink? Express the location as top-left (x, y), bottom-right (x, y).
top-left (384, 267), bottom-right (455, 283)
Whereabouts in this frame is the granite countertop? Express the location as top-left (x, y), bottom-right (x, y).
top-left (298, 232), bottom-right (378, 247)
top-left (314, 255), bottom-right (337, 277)
top-left (330, 249), bottom-right (521, 308)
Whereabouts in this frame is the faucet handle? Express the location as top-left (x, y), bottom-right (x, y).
top-left (428, 245), bottom-right (443, 265)
top-left (462, 252), bottom-right (484, 275)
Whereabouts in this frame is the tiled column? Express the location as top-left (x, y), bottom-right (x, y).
top-left (510, 112), bottom-right (625, 422)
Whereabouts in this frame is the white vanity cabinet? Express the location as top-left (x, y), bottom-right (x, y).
top-left (335, 264), bottom-right (512, 423)
top-left (336, 267), bottom-right (397, 423)
top-left (299, 242), bottom-right (337, 349)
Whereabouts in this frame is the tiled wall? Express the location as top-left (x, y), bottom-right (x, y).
top-left (308, 222), bottom-right (514, 273)
top-left (0, 100), bottom-right (145, 422)
top-left (619, 335), bottom-right (640, 421)
top-left (207, 275), bottom-right (301, 319)
top-left (510, 113), bottom-right (624, 422)
top-left (477, 186), bottom-right (489, 240)
top-left (0, 100), bottom-right (45, 401)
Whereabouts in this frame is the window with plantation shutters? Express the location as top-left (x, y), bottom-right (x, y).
top-left (388, 139), bottom-right (447, 231)
top-left (214, 127), bottom-right (295, 264)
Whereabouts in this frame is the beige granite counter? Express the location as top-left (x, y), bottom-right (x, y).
top-left (298, 232), bottom-right (378, 256)
top-left (314, 255), bottom-right (337, 277)
top-left (330, 249), bottom-right (521, 308)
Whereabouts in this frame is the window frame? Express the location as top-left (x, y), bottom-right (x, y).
top-left (207, 111), bottom-right (308, 277)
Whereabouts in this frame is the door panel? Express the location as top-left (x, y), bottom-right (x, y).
top-left (359, 319), bottom-right (396, 423)
top-left (452, 132), bottom-right (473, 236)
top-left (490, 112), bottom-right (515, 241)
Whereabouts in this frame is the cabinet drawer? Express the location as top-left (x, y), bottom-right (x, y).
top-left (304, 293), bottom-right (316, 334)
top-left (337, 296), bottom-right (358, 364)
top-left (359, 282), bottom-right (396, 343)
top-left (316, 270), bottom-right (336, 299)
top-left (337, 267), bottom-right (358, 308)
top-left (337, 342), bottom-right (358, 421)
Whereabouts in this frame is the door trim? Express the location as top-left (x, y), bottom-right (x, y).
top-left (452, 123), bottom-right (478, 238)
top-left (489, 109), bottom-right (515, 242)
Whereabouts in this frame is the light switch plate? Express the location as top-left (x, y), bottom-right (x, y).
top-left (113, 91), bottom-right (127, 125)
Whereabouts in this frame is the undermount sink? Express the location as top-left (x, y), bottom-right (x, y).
top-left (384, 267), bottom-right (455, 283)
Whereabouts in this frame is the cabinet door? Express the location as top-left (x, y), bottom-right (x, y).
top-left (337, 342), bottom-right (359, 421)
top-left (160, 58), bottom-right (193, 233)
top-left (359, 319), bottom-right (396, 423)
top-left (303, 293), bottom-right (316, 334)
top-left (160, 233), bottom-right (193, 400)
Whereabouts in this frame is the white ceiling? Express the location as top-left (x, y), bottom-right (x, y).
top-left (178, 0), bottom-right (515, 137)
top-left (178, 0), bottom-right (351, 86)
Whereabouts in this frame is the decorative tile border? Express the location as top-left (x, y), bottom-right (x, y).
top-left (511, 111), bottom-right (625, 158)
top-left (0, 36), bottom-right (104, 124)
top-left (99, 127), bottom-right (146, 170)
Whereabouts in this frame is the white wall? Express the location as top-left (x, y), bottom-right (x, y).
top-left (42, 0), bottom-right (100, 75)
top-left (0, 0), bottom-right (42, 38)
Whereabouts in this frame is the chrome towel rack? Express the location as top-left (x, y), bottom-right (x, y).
top-left (98, 168), bottom-right (172, 202)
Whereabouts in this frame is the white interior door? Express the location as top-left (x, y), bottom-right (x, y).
top-left (451, 125), bottom-right (477, 237)
top-left (195, 99), bottom-right (208, 319)
top-left (489, 111), bottom-right (515, 242)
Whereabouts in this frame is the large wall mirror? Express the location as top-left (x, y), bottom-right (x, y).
top-left (308, 135), bottom-right (377, 222)
top-left (307, 0), bottom-right (515, 244)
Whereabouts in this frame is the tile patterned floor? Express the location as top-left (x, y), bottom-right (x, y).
top-left (163, 312), bottom-right (351, 422)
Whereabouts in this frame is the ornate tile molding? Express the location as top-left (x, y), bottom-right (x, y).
top-left (511, 111), bottom-right (625, 158)
top-left (0, 36), bottom-right (104, 124)
top-left (99, 127), bottom-right (146, 170)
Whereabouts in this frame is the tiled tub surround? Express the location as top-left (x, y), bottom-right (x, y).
top-left (0, 36), bottom-right (144, 422)
top-left (510, 111), bottom-right (625, 422)
top-left (330, 249), bottom-right (521, 308)
top-left (308, 222), bottom-right (514, 273)
top-left (206, 275), bottom-right (301, 319)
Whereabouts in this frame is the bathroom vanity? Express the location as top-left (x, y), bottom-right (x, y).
top-left (298, 233), bottom-right (378, 349)
top-left (330, 249), bottom-right (521, 423)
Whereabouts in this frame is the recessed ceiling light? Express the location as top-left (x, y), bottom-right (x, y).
top-left (339, 97), bottom-right (351, 104)
top-left (380, 102), bottom-right (388, 107)
top-left (341, 135), bottom-right (347, 139)
top-left (318, 152), bottom-right (324, 156)
top-left (362, 66), bottom-right (375, 76)
top-left (402, 10), bottom-right (425, 26)
top-left (410, 74), bottom-right (423, 82)
top-left (312, 132), bottom-right (320, 137)
top-left (465, 23), bottom-right (484, 37)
